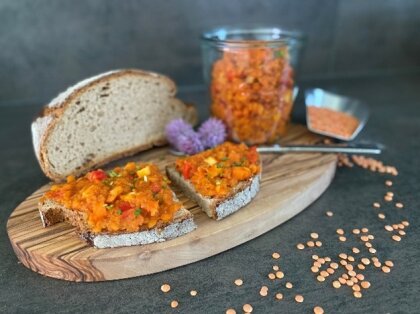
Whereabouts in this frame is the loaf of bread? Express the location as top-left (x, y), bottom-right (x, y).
top-left (32, 69), bottom-right (197, 181)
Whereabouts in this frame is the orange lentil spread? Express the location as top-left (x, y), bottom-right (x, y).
top-left (210, 44), bottom-right (295, 145)
top-left (41, 162), bottom-right (181, 233)
top-left (307, 106), bottom-right (359, 139)
top-left (175, 142), bottom-right (260, 198)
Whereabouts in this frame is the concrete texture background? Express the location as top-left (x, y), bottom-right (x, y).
top-left (1, 0), bottom-right (420, 103)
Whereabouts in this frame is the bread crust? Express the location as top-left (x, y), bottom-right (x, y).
top-left (38, 198), bottom-right (196, 248)
top-left (32, 69), bottom-right (197, 181)
top-left (166, 165), bottom-right (261, 220)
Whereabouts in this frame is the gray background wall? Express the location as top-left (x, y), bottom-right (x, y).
top-left (1, 0), bottom-right (419, 104)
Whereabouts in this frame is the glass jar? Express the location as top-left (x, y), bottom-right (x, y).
top-left (201, 26), bottom-right (304, 145)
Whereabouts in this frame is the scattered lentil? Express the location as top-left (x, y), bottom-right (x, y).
top-left (272, 265), bottom-right (279, 271)
top-left (339, 236), bottom-right (347, 242)
top-left (312, 254), bottom-right (319, 260)
top-left (259, 286), bottom-right (268, 297)
top-left (369, 248), bottom-right (377, 254)
top-left (395, 202), bottom-right (404, 208)
top-left (357, 264), bottom-right (365, 270)
top-left (276, 271), bottom-right (284, 279)
top-left (326, 211), bottom-right (334, 217)
top-left (378, 213), bottom-right (386, 219)
top-left (330, 262), bottom-right (339, 269)
top-left (384, 225), bottom-right (393, 232)
top-left (385, 260), bottom-right (394, 267)
top-left (307, 241), bottom-right (315, 247)
top-left (339, 253), bottom-right (348, 259)
top-left (352, 284), bottom-right (361, 292)
top-left (316, 241), bottom-right (323, 247)
top-left (333, 280), bottom-right (341, 288)
top-left (382, 266), bottom-right (391, 273)
top-left (361, 258), bottom-right (370, 265)
top-left (313, 306), bottom-right (324, 314)
top-left (161, 284), bottom-right (171, 293)
top-left (272, 252), bottom-right (281, 259)
top-left (352, 247), bottom-right (360, 254)
top-left (311, 232), bottom-right (319, 239)
top-left (295, 295), bottom-right (304, 303)
top-left (190, 290), bottom-right (198, 296)
top-left (361, 228), bottom-right (369, 233)
top-left (170, 300), bottom-right (179, 308)
top-left (336, 228), bottom-right (344, 235)
top-left (275, 293), bottom-right (284, 300)
top-left (226, 309), bottom-right (236, 314)
top-left (361, 281), bottom-right (371, 289)
top-left (268, 273), bottom-right (276, 280)
top-left (297, 243), bottom-right (305, 250)
top-left (353, 228), bottom-right (361, 234)
top-left (317, 275), bottom-right (325, 282)
top-left (285, 282), bottom-right (293, 289)
top-left (353, 291), bottom-right (362, 298)
top-left (373, 202), bottom-right (381, 208)
top-left (385, 180), bottom-right (393, 186)
top-left (243, 304), bottom-right (253, 313)
top-left (392, 235), bottom-right (402, 242)
top-left (234, 279), bottom-right (243, 286)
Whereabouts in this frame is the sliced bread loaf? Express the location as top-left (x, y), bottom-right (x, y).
top-left (32, 69), bottom-right (197, 181)
top-left (39, 198), bottom-right (196, 249)
top-left (166, 165), bottom-right (261, 220)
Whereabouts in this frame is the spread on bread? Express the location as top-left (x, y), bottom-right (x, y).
top-left (41, 162), bottom-right (182, 233)
top-left (174, 142), bottom-right (260, 198)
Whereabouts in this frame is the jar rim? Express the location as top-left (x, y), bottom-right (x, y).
top-left (201, 26), bottom-right (304, 47)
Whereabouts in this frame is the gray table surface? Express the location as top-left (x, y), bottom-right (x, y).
top-left (1, 74), bottom-right (419, 314)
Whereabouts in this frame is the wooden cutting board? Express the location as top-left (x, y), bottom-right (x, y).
top-left (7, 124), bottom-right (336, 282)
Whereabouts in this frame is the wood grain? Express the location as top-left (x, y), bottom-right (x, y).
top-left (7, 124), bottom-right (337, 282)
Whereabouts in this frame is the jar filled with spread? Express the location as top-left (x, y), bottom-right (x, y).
top-left (201, 27), bottom-right (303, 144)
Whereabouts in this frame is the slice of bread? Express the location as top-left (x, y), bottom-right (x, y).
top-left (32, 69), bottom-right (197, 181)
top-left (39, 198), bottom-right (196, 249)
top-left (166, 165), bottom-right (261, 220)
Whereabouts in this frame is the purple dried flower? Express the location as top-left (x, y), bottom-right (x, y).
top-left (165, 118), bottom-right (194, 147)
top-left (198, 118), bottom-right (227, 148)
top-left (176, 131), bottom-right (204, 155)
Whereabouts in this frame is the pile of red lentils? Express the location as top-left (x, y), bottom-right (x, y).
top-left (158, 155), bottom-right (409, 313)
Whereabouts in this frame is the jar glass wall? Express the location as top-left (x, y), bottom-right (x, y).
top-left (201, 26), bottom-right (304, 145)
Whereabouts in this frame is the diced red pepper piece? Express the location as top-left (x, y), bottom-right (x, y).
top-left (87, 169), bottom-right (107, 182)
top-left (119, 201), bottom-right (132, 212)
top-left (182, 163), bottom-right (193, 180)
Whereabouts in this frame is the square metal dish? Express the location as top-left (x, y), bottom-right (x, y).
top-left (304, 88), bottom-right (370, 141)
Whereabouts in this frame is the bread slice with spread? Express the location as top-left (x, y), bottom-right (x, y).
top-left (32, 69), bottom-right (197, 182)
top-left (38, 162), bottom-right (196, 248)
top-left (166, 142), bottom-right (261, 220)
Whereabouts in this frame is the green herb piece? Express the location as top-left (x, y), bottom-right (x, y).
top-left (221, 157), bottom-right (229, 161)
top-left (107, 170), bottom-right (120, 178)
top-left (104, 204), bottom-right (114, 210)
top-left (216, 162), bottom-right (225, 168)
top-left (116, 209), bottom-right (122, 215)
top-left (233, 161), bottom-right (243, 167)
top-left (134, 208), bottom-right (142, 217)
top-left (275, 50), bottom-right (284, 58)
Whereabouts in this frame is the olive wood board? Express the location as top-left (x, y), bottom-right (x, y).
top-left (7, 124), bottom-right (337, 282)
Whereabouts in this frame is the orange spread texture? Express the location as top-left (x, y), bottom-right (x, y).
top-left (307, 106), bottom-right (360, 139)
top-left (175, 142), bottom-right (260, 198)
top-left (42, 162), bottom-right (181, 233)
top-left (211, 44), bottom-right (295, 144)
